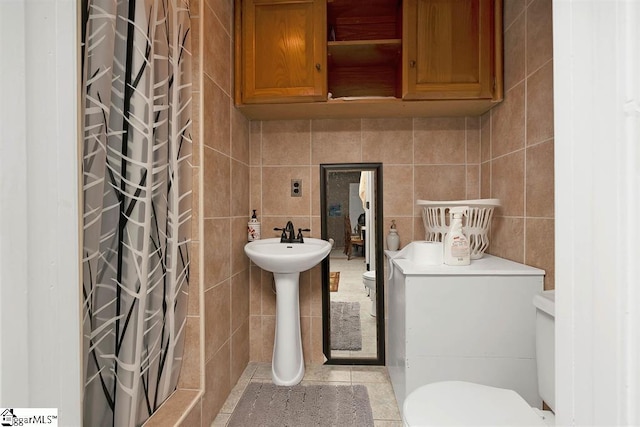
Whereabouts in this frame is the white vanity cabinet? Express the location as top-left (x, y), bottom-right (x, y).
top-left (385, 254), bottom-right (545, 411)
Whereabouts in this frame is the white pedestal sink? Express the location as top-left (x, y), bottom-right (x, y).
top-left (244, 237), bottom-right (331, 385)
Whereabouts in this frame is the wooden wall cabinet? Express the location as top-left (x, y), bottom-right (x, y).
top-left (235, 0), bottom-right (327, 104)
top-left (234, 0), bottom-right (503, 119)
top-left (403, 0), bottom-right (500, 100)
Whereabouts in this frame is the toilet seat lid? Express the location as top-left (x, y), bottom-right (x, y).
top-left (363, 271), bottom-right (375, 279)
top-left (403, 381), bottom-right (547, 426)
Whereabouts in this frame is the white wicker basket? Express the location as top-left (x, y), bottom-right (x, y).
top-left (417, 199), bottom-right (501, 259)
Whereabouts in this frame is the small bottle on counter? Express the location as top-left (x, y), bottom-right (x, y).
top-left (248, 210), bottom-right (261, 241)
top-left (386, 219), bottom-right (400, 251)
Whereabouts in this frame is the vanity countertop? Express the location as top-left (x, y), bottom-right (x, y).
top-left (385, 251), bottom-right (545, 277)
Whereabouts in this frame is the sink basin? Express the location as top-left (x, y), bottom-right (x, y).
top-left (244, 237), bottom-right (331, 386)
top-left (244, 238), bottom-right (331, 273)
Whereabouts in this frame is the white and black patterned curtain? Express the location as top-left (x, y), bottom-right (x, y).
top-left (81, 0), bottom-right (192, 425)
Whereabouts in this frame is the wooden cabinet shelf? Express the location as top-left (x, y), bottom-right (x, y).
top-left (327, 0), bottom-right (402, 98)
top-left (328, 38), bottom-right (402, 98)
top-left (328, 39), bottom-right (401, 67)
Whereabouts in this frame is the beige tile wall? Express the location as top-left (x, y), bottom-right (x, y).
top-left (166, 0), bottom-right (252, 426)
top-left (199, 0), bottom-right (252, 424)
top-left (482, 0), bottom-right (555, 290)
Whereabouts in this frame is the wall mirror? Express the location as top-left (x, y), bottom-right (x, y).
top-left (320, 163), bottom-right (385, 365)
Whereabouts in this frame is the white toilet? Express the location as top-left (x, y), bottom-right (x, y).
top-left (362, 271), bottom-right (376, 317)
top-left (403, 290), bottom-right (556, 426)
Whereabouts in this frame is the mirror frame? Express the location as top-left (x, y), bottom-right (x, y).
top-left (320, 163), bottom-right (385, 365)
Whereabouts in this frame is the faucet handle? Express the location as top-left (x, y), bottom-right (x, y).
top-left (273, 227), bottom-right (288, 241)
top-left (296, 228), bottom-right (311, 242)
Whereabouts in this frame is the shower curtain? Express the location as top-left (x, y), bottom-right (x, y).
top-left (81, 0), bottom-right (192, 425)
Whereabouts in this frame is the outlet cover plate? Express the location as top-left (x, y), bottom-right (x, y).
top-left (291, 179), bottom-right (302, 197)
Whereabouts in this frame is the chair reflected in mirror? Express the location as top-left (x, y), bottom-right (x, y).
top-left (343, 215), bottom-right (353, 260)
top-left (344, 214), bottom-right (364, 260)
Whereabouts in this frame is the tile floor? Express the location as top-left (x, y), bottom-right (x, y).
top-left (212, 362), bottom-right (403, 427)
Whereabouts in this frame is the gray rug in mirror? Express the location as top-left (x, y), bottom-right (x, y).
top-left (227, 382), bottom-right (374, 427)
top-left (330, 301), bottom-right (362, 351)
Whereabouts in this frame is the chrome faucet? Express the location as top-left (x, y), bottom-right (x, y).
top-left (274, 221), bottom-right (310, 243)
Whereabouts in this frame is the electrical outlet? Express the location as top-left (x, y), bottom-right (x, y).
top-left (291, 179), bottom-right (302, 197)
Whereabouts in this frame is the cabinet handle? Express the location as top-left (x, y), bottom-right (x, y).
top-left (409, 60), bottom-right (416, 68)
top-left (315, 63), bottom-right (321, 71)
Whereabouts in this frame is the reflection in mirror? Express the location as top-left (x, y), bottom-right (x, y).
top-left (320, 163), bottom-right (384, 365)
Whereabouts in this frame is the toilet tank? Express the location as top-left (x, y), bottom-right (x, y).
top-left (533, 290), bottom-right (555, 412)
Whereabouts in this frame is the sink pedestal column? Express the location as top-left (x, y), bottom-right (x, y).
top-left (272, 272), bottom-right (304, 386)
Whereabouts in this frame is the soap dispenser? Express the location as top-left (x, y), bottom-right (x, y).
top-left (444, 207), bottom-right (470, 266)
top-left (247, 210), bottom-right (261, 241)
top-left (386, 219), bottom-right (400, 251)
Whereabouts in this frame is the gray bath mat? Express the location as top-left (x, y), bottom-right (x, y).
top-left (227, 382), bottom-right (374, 427)
top-left (330, 301), bottom-right (362, 351)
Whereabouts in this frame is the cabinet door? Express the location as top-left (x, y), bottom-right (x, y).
top-left (239, 0), bottom-right (327, 104)
top-left (403, 0), bottom-right (499, 100)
